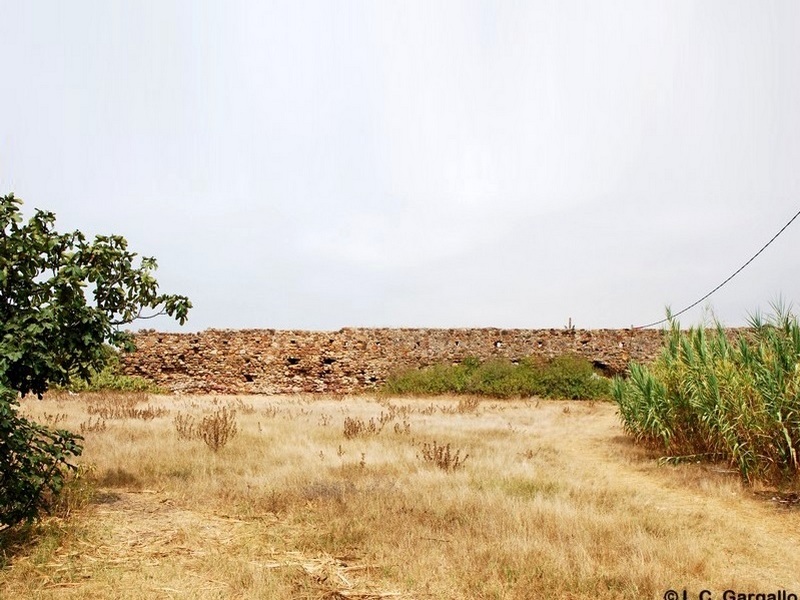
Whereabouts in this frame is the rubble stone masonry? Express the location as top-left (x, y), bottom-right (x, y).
top-left (120, 328), bottom-right (667, 395)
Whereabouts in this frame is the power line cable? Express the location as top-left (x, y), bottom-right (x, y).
top-left (634, 207), bottom-right (800, 329)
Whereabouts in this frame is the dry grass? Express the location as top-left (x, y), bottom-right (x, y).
top-left (3, 392), bottom-right (800, 599)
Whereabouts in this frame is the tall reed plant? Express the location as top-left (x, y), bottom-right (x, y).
top-left (612, 306), bottom-right (800, 484)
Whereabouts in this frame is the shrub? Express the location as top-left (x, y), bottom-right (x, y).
top-left (419, 440), bottom-right (469, 472)
top-left (534, 354), bottom-right (610, 400)
top-left (54, 347), bottom-right (163, 394)
top-left (0, 386), bottom-right (83, 528)
top-left (343, 413), bottom-right (393, 439)
top-left (82, 365), bottom-right (162, 393)
top-left (382, 355), bottom-right (610, 399)
top-left (197, 406), bottom-right (238, 452)
top-left (173, 412), bottom-right (197, 440)
top-left (612, 307), bottom-right (800, 484)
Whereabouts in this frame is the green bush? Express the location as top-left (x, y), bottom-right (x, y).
top-left (0, 386), bottom-right (83, 528)
top-left (383, 354), bottom-right (610, 399)
top-left (534, 354), bottom-right (611, 399)
top-left (612, 307), bottom-right (800, 484)
top-left (84, 366), bottom-right (162, 393)
top-left (57, 347), bottom-right (162, 394)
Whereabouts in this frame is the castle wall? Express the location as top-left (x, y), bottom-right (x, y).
top-left (120, 328), bottom-right (666, 394)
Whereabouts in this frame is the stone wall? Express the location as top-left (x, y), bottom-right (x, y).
top-left (120, 328), bottom-right (666, 395)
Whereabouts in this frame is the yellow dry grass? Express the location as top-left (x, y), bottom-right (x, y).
top-left (2, 393), bottom-right (800, 600)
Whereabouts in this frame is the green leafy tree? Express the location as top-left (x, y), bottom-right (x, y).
top-left (0, 193), bottom-right (191, 527)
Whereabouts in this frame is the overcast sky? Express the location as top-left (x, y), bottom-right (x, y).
top-left (2, 1), bottom-right (800, 332)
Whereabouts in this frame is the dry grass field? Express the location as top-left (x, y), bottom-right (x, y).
top-left (2, 392), bottom-right (800, 600)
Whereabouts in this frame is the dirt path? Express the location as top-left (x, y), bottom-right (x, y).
top-left (1, 489), bottom-right (406, 599)
top-left (550, 403), bottom-right (800, 587)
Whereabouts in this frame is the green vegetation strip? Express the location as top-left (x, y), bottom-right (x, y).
top-left (382, 355), bottom-right (611, 400)
top-left (57, 347), bottom-right (163, 394)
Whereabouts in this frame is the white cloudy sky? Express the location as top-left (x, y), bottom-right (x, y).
top-left (2, 1), bottom-right (800, 332)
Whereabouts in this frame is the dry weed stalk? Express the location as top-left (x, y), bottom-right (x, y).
top-left (262, 405), bottom-right (283, 419)
top-left (456, 396), bottom-right (480, 413)
top-left (422, 398), bottom-right (480, 416)
top-left (419, 440), bottom-right (469, 472)
top-left (418, 403), bottom-right (437, 416)
top-left (173, 412), bottom-right (197, 440)
top-left (229, 398), bottom-right (256, 414)
top-left (40, 412), bottom-right (68, 427)
top-left (198, 406), bottom-right (238, 451)
top-left (380, 401), bottom-right (414, 419)
top-left (392, 420), bottom-right (411, 435)
top-left (343, 416), bottom-right (371, 439)
top-left (86, 392), bottom-right (167, 420)
top-left (79, 417), bottom-right (108, 433)
top-left (343, 414), bottom-right (393, 439)
top-left (435, 396), bottom-right (481, 415)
